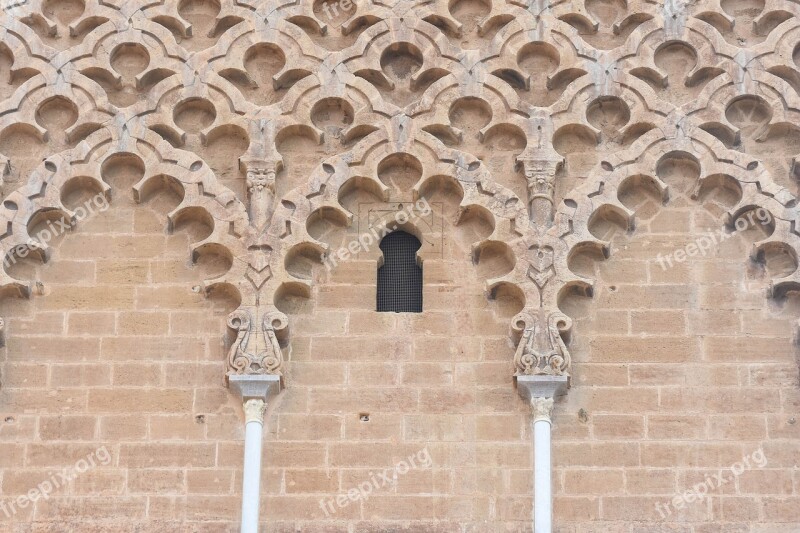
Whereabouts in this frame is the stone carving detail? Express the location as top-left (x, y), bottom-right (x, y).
top-left (244, 161), bottom-right (279, 232)
top-left (513, 311), bottom-right (572, 377)
top-left (531, 397), bottom-right (555, 424)
top-left (519, 151), bottom-right (564, 229)
top-left (227, 309), bottom-right (287, 375)
top-left (243, 398), bottom-right (266, 424)
top-left (0, 0), bottom-right (796, 391)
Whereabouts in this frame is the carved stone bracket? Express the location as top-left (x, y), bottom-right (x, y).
top-left (227, 307), bottom-right (288, 377)
top-left (512, 310), bottom-right (572, 377)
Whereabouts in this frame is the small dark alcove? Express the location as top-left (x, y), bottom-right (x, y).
top-left (377, 231), bottom-right (422, 312)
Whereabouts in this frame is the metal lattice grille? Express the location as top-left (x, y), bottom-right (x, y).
top-left (377, 231), bottom-right (422, 313)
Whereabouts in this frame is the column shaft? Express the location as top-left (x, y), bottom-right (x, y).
top-left (531, 396), bottom-right (554, 533)
top-left (533, 417), bottom-right (552, 533)
top-left (241, 399), bottom-right (266, 533)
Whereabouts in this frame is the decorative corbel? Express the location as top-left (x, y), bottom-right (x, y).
top-left (226, 308), bottom-right (288, 377)
top-left (512, 309), bottom-right (572, 377)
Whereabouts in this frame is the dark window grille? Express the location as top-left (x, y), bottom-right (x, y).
top-left (377, 231), bottom-right (422, 313)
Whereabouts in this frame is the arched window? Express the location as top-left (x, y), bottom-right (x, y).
top-left (377, 231), bottom-right (422, 312)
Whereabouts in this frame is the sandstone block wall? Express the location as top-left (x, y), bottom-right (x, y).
top-left (0, 0), bottom-right (798, 531)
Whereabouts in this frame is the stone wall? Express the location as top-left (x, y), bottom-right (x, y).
top-left (0, 0), bottom-right (798, 531)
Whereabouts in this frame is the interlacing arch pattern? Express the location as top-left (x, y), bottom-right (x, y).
top-left (0, 0), bottom-right (799, 386)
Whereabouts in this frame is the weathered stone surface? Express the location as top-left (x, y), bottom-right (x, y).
top-left (0, 0), bottom-right (798, 530)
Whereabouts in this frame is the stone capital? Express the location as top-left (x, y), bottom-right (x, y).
top-left (531, 397), bottom-right (554, 423)
top-left (243, 398), bottom-right (266, 424)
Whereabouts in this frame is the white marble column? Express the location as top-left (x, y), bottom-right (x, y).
top-left (229, 374), bottom-right (280, 533)
top-left (531, 397), bottom-right (554, 533)
top-left (516, 375), bottom-right (568, 533)
top-left (241, 398), bottom-right (266, 533)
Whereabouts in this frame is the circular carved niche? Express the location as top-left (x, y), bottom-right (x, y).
top-left (449, 97), bottom-right (492, 138)
top-left (110, 43), bottom-right (150, 78)
top-left (380, 43), bottom-right (423, 81)
top-left (654, 42), bottom-right (697, 83)
top-left (42, 0), bottom-right (86, 25)
top-left (725, 95), bottom-right (772, 140)
top-left (794, 43), bottom-right (800, 70)
top-left (455, 206), bottom-right (495, 245)
top-left (310, 98), bottom-right (354, 133)
top-left (719, 0), bottom-right (765, 23)
top-left (517, 42), bottom-right (560, 76)
top-left (35, 96), bottom-right (79, 133)
top-left (307, 207), bottom-right (349, 248)
top-left (587, 204), bottom-right (630, 242)
top-left (60, 176), bottom-right (106, 211)
top-left (448, 0), bottom-right (491, 48)
top-left (100, 153), bottom-right (146, 205)
top-left (285, 243), bottom-right (325, 281)
top-left (759, 242), bottom-right (798, 280)
top-left (274, 281), bottom-right (313, 315)
top-left (173, 98), bottom-right (217, 134)
top-left (655, 151), bottom-right (701, 198)
top-left (617, 174), bottom-right (665, 220)
top-left (695, 174), bottom-right (743, 218)
top-left (312, 0), bottom-right (351, 28)
top-left (338, 176), bottom-right (384, 214)
top-left (377, 153), bottom-right (423, 194)
top-left (473, 241), bottom-right (515, 280)
top-left (236, 43), bottom-right (287, 106)
top-left (586, 96), bottom-right (630, 140)
top-left (586, 0), bottom-right (626, 27)
top-left (488, 282), bottom-right (525, 318)
top-left (178, 0), bottom-right (223, 50)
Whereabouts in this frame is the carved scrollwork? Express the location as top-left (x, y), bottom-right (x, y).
top-left (226, 308), bottom-right (287, 376)
top-left (512, 310), bottom-right (573, 377)
top-left (260, 310), bottom-right (288, 375)
top-left (227, 310), bottom-right (253, 374)
top-left (0, 0), bottom-right (796, 398)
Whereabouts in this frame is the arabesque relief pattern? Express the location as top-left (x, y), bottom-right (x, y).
top-left (1, 0), bottom-right (800, 386)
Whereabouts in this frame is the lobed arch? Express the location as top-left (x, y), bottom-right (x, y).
top-left (0, 0), bottom-right (797, 455)
top-left (0, 125), bottom-right (249, 301)
top-left (1, 0), bottom-right (800, 530)
top-left (561, 111), bottom-right (800, 322)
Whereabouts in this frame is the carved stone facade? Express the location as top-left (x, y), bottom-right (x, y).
top-left (0, 0), bottom-right (799, 530)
